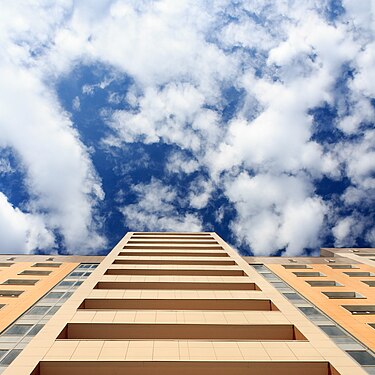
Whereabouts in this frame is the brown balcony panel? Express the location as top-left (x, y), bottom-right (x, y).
top-left (95, 281), bottom-right (259, 290)
top-left (31, 361), bottom-right (338, 375)
top-left (105, 268), bottom-right (245, 276)
top-left (57, 323), bottom-right (306, 340)
top-left (113, 259), bottom-right (236, 266)
top-left (124, 245), bottom-right (224, 250)
top-left (119, 251), bottom-right (229, 257)
top-left (78, 298), bottom-right (277, 311)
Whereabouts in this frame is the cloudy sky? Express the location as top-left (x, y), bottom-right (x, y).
top-left (0, 0), bottom-right (374, 256)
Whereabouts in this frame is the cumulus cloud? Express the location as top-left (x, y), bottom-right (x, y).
top-left (121, 179), bottom-right (202, 232)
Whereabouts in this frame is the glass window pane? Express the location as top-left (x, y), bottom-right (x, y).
top-left (3, 325), bottom-right (32, 336)
top-left (319, 325), bottom-right (346, 337)
top-left (26, 324), bottom-right (44, 336)
top-left (0, 349), bottom-right (21, 365)
top-left (26, 306), bottom-right (50, 316)
top-left (347, 351), bottom-right (375, 366)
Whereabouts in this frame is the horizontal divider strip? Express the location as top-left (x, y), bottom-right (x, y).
top-left (113, 259), bottom-right (236, 266)
top-left (119, 251), bottom-right (229, 257)
top-left (58, 323), bottom-right (306, 340)
top-left (127, 240), bottom-right (219, 244)
top-left (123, 245), bottom-right (224, 250)
top-left (132, 232), bottom-right (212, 236)
top-left (95, 281), bottom-right (260, 290)
top-left (105, 268), bottom-right (245, 276)
top-left (78, 298), bottom-right (277, 311)
top-left (32, 361), bottom-right (335, 375)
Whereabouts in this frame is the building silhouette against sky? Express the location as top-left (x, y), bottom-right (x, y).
top-left (0, 233), bottom-right (374, 374)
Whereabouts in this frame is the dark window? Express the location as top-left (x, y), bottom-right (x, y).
top-left (32, 263), bottom-right (61, 268)
top-left (319, 325), bottom-right (346, 337)
top-left (298, 306), bottom-right (326, 319)
top-left (0, 290), bottom-right (23, 297)
top-left (19, 270), bottom-right (51, 276)
top-left (347, 351), bottom-right (375, 366)
top-left (293, 272), bottom-right (325, 277)
top-left (2, 279), bottom-right (38, 285)
top-left (57, 281), bottom-right (75, 287)
top-left (27, 324), bottom-right (44, 336)
top-left (69, 272), bottom-right (84, 277)
top-left (306, 281), bottom-right (342, 287)
top-left (3, 324), bottom-right (32, 335)
top-left (343, 305), bottom-right (375, 315)
top-left (344, 272), bottom-right (374, 277)
top-left (283, 293), bottom-right (305, 302)
top-left (322, 291), bottom-right (365, 299)
top-left (44, 292), bottom-right (64, 299)
top-left (26, 306), bottom-right (51, 316)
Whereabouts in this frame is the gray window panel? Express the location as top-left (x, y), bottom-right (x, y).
top-left (83, 272), bottom-right (92, 277)
top-left (47, 306), bottom-right (60, 315)
top-left (343, 305), bottom-right (375, 315)
top-left (19, 270), bottom-right (51, 276)
top-left (298, 306), bottom-right (327, 320)
top-left (57, 281), bottom-right (75, 287)
top-left (3, 325), bottom-right (32, 336)
top-left (319, 325), bottom-right (346, 337)
top-left (26, 306), bottom-right (51, 316)
top-left (90, 264), bottom-right (98, 269)
top-left (328, 265), bottom-right (358, 269)
top-left (2, 279), bottom-right (38, 285)
top-left (270, 281), bottom-right (290, 289)
top-left (283, 293), bottom-right (306, 302)
top-left (75, 281), bottom-right (83, 286)
top-left (78, 264), bottom-right (91, 269)
top-left (306, 281), bottom-right (342, 287)
top-left (362, 281), bottom-right (375, 287)
top-left (347, 351), bottom-right (375, 366)
top-left (283, 264), bottom-right (311, 269)
top-left (69, 272), bottom-right (84, 277)
top-left (251, 264), bottom-right (265, 271)
top-left (262, 273), bottom-right (280, 281)
top-left (322, 291), bottom-right (365, 299)
top-left (293, 272), bottom-right (325, 277)
top-left (26, 324), bottom-right (44, 336)
top-left (0, 350), bottom-right (7, 360)
top-left (0, 291), bottom-right (23, 297)
top-left (32, 263), bottom-right (61, 268)
top-left (44, 292), bottom-right (64, 299)
top-left (0, 349), bottom-right (21, 365)
top-left (344, 272), bottom-right (375, 277)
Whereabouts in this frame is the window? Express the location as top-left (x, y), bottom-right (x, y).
top-left (298, 306), bottom-right (327, 320)
top-left (0, 263), bottom-right (14, 267)
top-left (344, 272), bottom-right (374, 277)
top-left (2, 279), bottom-right (38, 285)
top-left (43, 292), bottom-right (64, 299)
top-left (69, 271), bottom-right (84, 277)
top-left (26, 306), bottom-right (51, 316)
top-left (293, 272), bottom-right (325, 277)
top-left (306, 281), bottom-right (342, 287)
top-left (19, 270), bottom-right (51, 276)
top-left (343, 305), bottom-right (375, 315)
top-left (3, 324), bottom-right (32, 336)
top-left (32, 263), bottom-right (61, 268)
top-left (328, 264), bottom-right (358, 269)
top-left (283, 264), bottom-right (311, 269)
top-left (26, 324), bottom-right (44, 336)
top-left (0, 349), bottom-right (22, 365)
top-left (0, 290), bottom-right (23, 297)
top-left (283, 293), bottom-right (306, 302)
top-left (322, 291), bottom-right (365, 299)
top-left (319, 325), bottom-right (346, 337)
top-left (347, 351), bottom-right (375, 366)
top-left (0, 350), bottom-right (7, 360)
top-left (57, 281), bottom-right (75, 287)
top-left (363, 280), bottom-right (375, 287)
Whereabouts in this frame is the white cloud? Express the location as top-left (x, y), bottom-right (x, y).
top-left (0, 192), bottom-right (54, 253)
top-left (121, 179), bottom-right (202, 232)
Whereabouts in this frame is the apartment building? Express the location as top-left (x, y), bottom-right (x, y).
top-left (0, 233), bottom-right (373, 374)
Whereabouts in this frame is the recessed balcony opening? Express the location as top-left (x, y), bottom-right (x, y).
top-left (119, 251), bottom-right (229, 257)
top-left (94, 281), bottom-right (259, 290)
top-left (293, 272), bottom-right (326, 277)
top-left (0, 290), bottom-right (23, 297)
top-left (0, 263), bottom-right (14, 267)
top-left (105, 268), bottom-right (245, 276)
top-left (306, 281), bottom-right (342, 287)
top-left (32, 263), bottom-right (61, 268)
top-left (78, 298), bottom-right (278, 311)
top-left (57, 323), bottom-right (306, 341)
top-left (19, 270), bottom-right (52, 276)
top-left (30, 361), bottom-right (338, 375)
top-left (113, 259), bottom-right (236, 266)
top-left (328, 265), bottom-right (358, 269)
top-left (283, 265), bottom-right (312, 269)
top-left (322, 291), bottom-right (365, 299)
top-left (342, 305), bottom-right (375, 315)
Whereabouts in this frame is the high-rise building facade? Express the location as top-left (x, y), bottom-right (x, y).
top-left (0, 233), bottom-right (373, 374)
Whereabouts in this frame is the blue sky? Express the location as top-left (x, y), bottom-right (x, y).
top-left (0, 0), bottom-right (374, 256)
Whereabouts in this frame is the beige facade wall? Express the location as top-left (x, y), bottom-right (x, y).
top-left (1, 233), bottom-right (365, 375)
